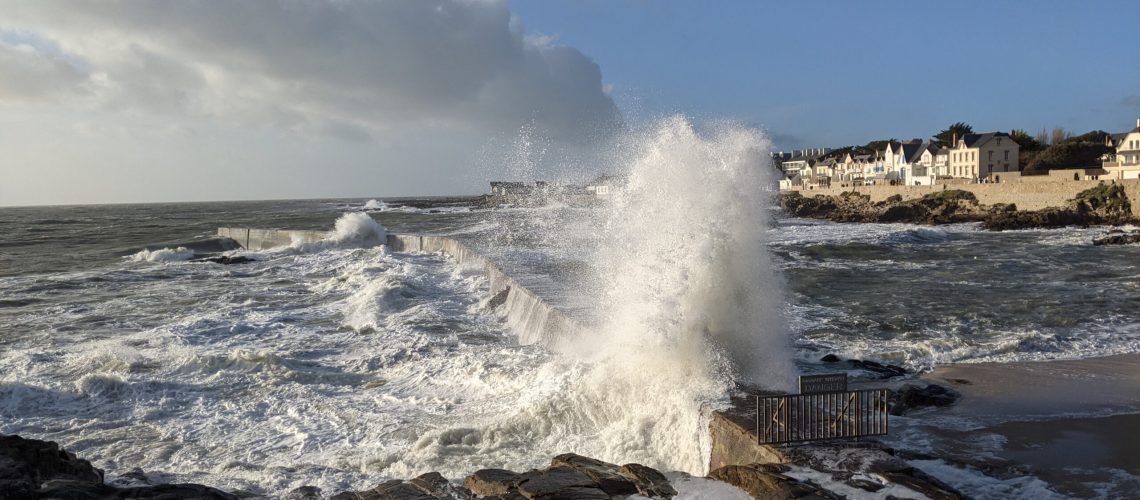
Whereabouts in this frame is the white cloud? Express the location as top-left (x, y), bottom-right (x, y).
top-left (2, 0), bottom-right (622, 142)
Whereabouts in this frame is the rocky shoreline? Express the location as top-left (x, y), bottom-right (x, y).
top-left (2, 432), bottom-right (969, 499)
top-left (778, 183), bottom-right (1135, 232)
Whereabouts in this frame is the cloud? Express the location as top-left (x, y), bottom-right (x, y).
top-left (1, 0), bottom-right (622, 142)
top-left (0, 30), bottom-right (91, 101)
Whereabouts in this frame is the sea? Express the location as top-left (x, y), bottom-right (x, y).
top-left (3, 119), bottom-right (1140, 498)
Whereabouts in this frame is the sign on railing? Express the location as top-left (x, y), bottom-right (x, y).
top-left (799, 373), bottom-right (848, 394)
top-left (756, 388), bottom-right (890, 445)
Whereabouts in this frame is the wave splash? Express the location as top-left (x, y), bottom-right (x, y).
top-left (390, 116), bottom-right (796, 477)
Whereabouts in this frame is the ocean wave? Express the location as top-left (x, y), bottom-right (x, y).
top-left (128, 247), bottom-right (195, 262)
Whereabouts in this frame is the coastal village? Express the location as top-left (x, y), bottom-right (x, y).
top-left (775, 117), bottom-right (1140, 189)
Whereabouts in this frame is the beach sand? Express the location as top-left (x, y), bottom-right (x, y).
top-left (894, 354), bottom-right (1140, 497)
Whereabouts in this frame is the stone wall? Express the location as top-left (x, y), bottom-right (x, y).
top-left (788, 178), bottom-right (1140, 217)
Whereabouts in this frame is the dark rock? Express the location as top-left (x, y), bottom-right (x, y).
top-left (464, 469), bottom-right (526, 497)
top-left (708, 464), bottom-right (843, 500)
top-left (521, 486), bottom-right (609, 499)
top-left (845, 477), bottom-right (884, 492)
top-left (487, 287), bottom-right (511, 309)
top-left (201, 255), bottom-right (257, 265)
top-left (869, 460), bottom-right (964, 500)
top-left (819, 354), bottom-right (841, 363)
top-left (0, 434), bottom-right (103, 499)
top-left (515, 467), bottom-right (597, 498)
top-left (550, 454), bottom-right (637, 496)
top-left (1093, 231), bottom-right (1140, 246)
top-left (285, 485), bottom-right (324, 499)
top-left (618, 463), bottom-right (677, 499)
top-left (37, 479), bottom-right (238, 499)
top-left (846, 359), bottom-right (909, 379)
top-left (890, 383), bottom-right (961, 415)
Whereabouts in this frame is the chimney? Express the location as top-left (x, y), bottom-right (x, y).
top-left (1136, 117), bottom-right (1139, 128)
top-left (952, 132), bottom-right (958, 146)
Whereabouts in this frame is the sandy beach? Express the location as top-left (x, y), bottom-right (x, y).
top-left (892, 354), bottom-right (1140, 497)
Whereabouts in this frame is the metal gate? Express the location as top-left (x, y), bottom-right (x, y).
top-left (756, 389), bottom-right (889, 445)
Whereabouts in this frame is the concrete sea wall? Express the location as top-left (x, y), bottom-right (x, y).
top-left (216, 227), bottom-right (780, 471)
top-left (215, 228), bottom-right (581, 349)
top-left (787, 178), bottom-right (1140, 217)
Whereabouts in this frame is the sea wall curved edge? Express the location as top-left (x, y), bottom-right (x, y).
top-left (215, 228), bottom-right (580, 349)
top-left (385, 234), bottom-right (581, 349)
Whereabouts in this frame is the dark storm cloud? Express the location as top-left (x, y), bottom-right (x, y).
top-left (1, 0), bottom-right (622, 141)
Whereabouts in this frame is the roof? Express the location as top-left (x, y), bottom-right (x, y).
top-left (960, 132), bottom-right (1013, 148)
top-left (901, 142), bottom-right (928, 163)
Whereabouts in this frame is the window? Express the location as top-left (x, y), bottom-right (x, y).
top-left (1005, 150), bottom-right (1010, 160)
top-left (989, 151), bottom-right (994, 160)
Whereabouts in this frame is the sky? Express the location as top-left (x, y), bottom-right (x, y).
top-left (1, 0), bottom-right (1138, 206)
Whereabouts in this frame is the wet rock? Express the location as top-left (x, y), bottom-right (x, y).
top-left (285, 485), bottom-right (325, 499)
top-left (550, 454), bottom-right (637, 496)
top-left (487, 287), bottom-right (511, 309)
top-left (848, 359), bottom-right (908, 379)
top-left (515, 467), bottom-right (598, 498)
top-left (890, 383), bottom-right (961, 415)
top-left (465, 469), bottom-right (527, 497)
top-left (0, 434), bottom-right (103, 499)
top-left (845, 477), bottom-right (884, 492)
top-left (868, 460), bottom-right (963, 500)
top-left (37, 479), bottom-right (238, 499)
top-left (201, 255), bottom-right (257, 265)
top-left (785, 446), bottom-right (965, 500)
top-left (1093, 231), bottom-right (1140, 246)
top-left (618, 463), bottom-right (677, 499)
top-left (819, 354), bottom-right (841, 363)
top-left (708, 463), bottom-right (843, 500)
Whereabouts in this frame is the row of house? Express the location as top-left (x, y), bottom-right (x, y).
top-left (779, 132), bottom-right (1021, 189)
top-left (781, 117), bottom-right (1140, 189)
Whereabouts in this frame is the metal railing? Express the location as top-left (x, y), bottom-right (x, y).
top-left (756, 389), bottom-right (889, 445)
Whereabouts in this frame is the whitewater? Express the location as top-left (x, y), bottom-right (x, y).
top-left (0, 118), bottom-right (796, 496)
top-left (4, 117), bottom-right (1140, 497)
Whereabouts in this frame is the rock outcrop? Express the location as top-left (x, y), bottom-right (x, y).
top-left (1093, 229), bottom-right (1140, 246)
top-left (779, 189), bottom-right (995, 225)
top-left (461, 454), bottom-right (674, 499)
top-left (981, 184), bottom-right (1133, 230)
top-left (779, 183), bottom-right (1137, 231)
top-left (708, 463), bottom-right (843, 500)
top-left (889, 383), bottom-right (962, 415)
top-left (0, 434), bottom-right (234, 500)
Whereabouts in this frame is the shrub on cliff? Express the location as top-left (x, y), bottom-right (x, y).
top-left (1024, 142), bottom-right (1111, 173)
top-left (1073, 183), bottom-right (1132, 220)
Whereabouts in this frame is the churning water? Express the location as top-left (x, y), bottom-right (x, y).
top-left (3, 116), bottom-right (1140, 497)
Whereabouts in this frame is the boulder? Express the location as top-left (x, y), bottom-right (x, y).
top-left (1093, 231), bottom-right (1140, 246)
top-left (201, 255), bottom-right (257, 265)
top-left (890, 383), bottom-right (961, 415)
top-left (0, 434), bottom-right (104, 499)
top-left (708, 463), bottom-right (843, 500)
top-left (464, 469), bottom-right (527, 497)
top-left (515, 467), bottom-right (597, 498)
top-left (618, 463), bottom-right (676, 499)
top-left (549, 454), bottom-right (637, 496)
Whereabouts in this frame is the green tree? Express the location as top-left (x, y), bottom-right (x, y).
top-left (1010, 129), bottom-right (1044, 151)
top-left (935, 122), bottom-right (974, 146)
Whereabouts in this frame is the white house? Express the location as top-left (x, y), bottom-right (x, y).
top-left (947, 132), bottom-right (1020, 180)
top-left (1103, 118), bottom-right (1140, 180)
